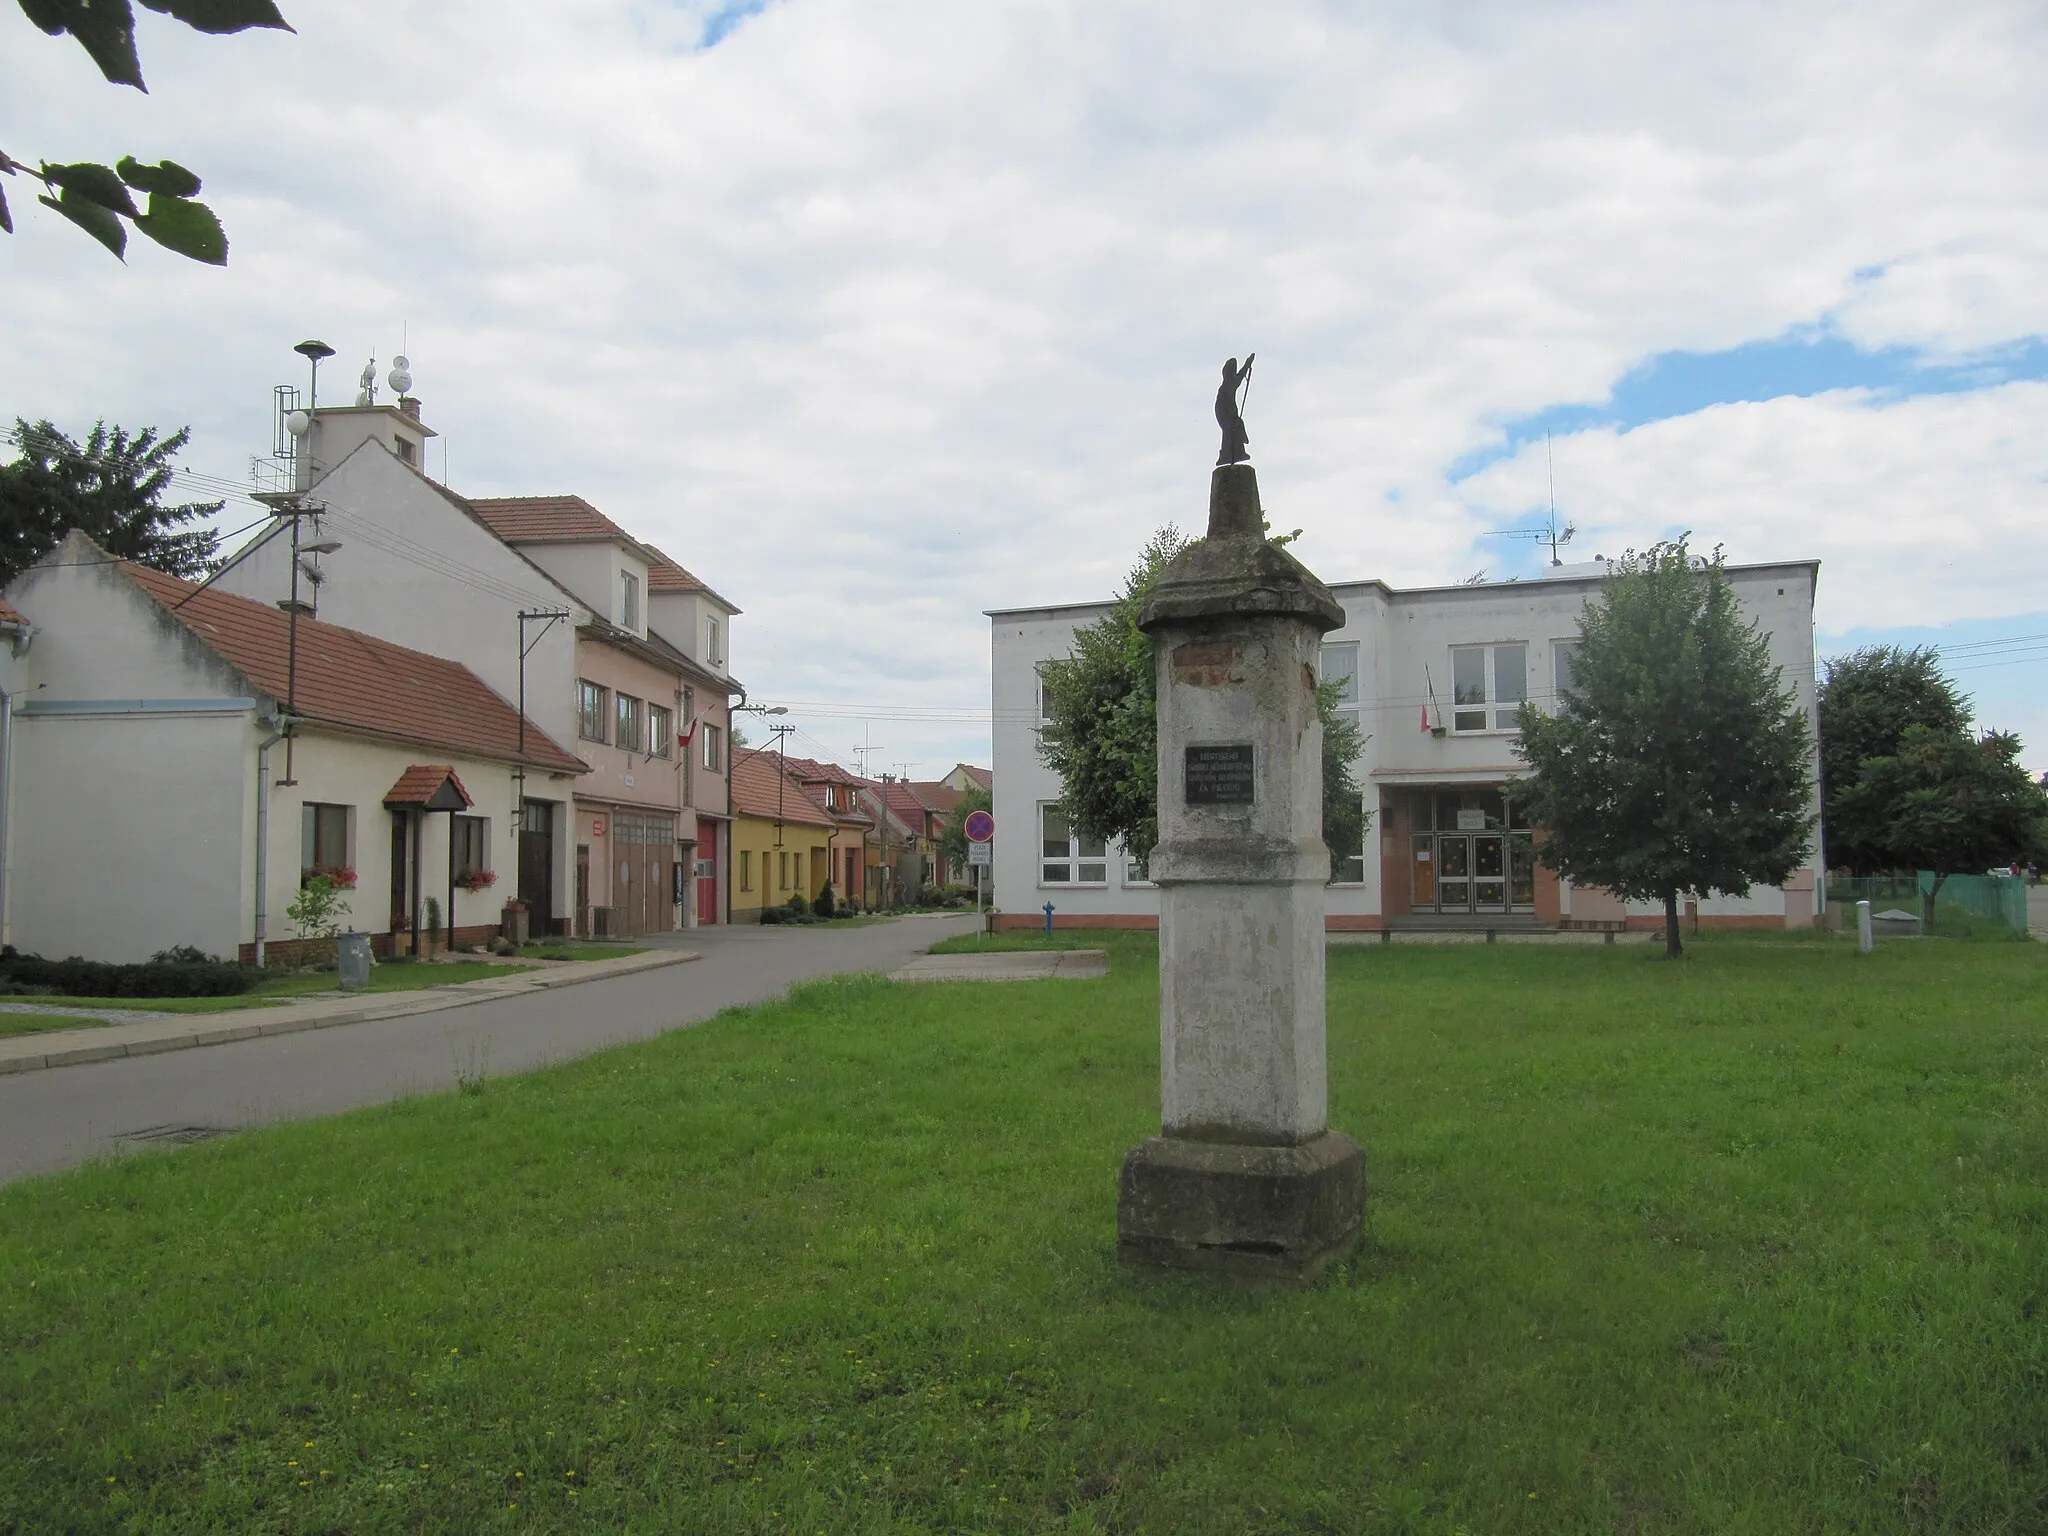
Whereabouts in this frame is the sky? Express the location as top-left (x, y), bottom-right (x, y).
top-left (5, 0), bottom-right (2046, 778)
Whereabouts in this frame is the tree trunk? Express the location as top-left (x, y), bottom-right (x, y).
top-left (1663, 887), bottom-right (1683, 958)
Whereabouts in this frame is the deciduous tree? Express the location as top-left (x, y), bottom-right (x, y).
top-left (1513, 537), bottom-right (1814, 958)
top-left (1829, 725), bottom-right (2047, 931)
top-left (1818, 646), bottom-right (1970, 874)
top-left (5, 0), bottom-right (293, 264)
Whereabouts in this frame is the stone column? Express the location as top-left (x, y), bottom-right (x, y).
top-left (1115, 461), bottom-right (1365, 1280)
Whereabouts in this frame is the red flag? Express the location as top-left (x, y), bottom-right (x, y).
top-left (1420, 706), bottom-right (1429, 733)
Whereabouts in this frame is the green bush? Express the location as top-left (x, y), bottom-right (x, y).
top-left (786, 893), bottom-right (811, 918)
top-left (0, 948), bottom-right (258, 998)
top-left (758, 907), bottom-right (789, 926)
top-left (814, 882), bottom-right (836, 918)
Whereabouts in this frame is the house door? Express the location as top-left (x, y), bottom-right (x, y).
top-left (575, 843), bottom-right (590, 937)
top-left (518, 800), bottom-right (555, 934)
top-left (696, 822), bottom-right (720, 925)
top-left (389, 812), bottom-right (413, 932)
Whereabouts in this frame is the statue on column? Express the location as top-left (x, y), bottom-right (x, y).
top-left (1215, 354), bottom-right (1255, 466)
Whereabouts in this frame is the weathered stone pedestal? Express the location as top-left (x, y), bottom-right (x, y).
top-left (1116, 462), bottom-right (1364, 1281)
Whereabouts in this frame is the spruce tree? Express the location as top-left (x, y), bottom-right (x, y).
top-left (0, 419), bottom-right (222, 587)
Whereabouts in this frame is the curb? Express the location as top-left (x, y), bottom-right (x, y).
top-left (0, 950), bottom-right (697, 1076)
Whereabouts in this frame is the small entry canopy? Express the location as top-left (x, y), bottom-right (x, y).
top-left (382, 764), bottom-right (473, 813)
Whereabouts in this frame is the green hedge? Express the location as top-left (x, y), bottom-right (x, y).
top-left (0, 948), bottom-right (259, 998)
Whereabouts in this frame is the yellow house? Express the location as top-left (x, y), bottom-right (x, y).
top-left (730, 751), bottom-right (839, 920)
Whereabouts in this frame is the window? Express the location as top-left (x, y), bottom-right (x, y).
top-left (1450, 643), bottom-right (1528, 731)
top-left (648, 702), bottom-right (672, 759)
top-left (794, 852), bottom-right (804, 892)
top-left (300, 802), bottom-right (350, 881)
top-left (1040, 804), bottom-right (1107, 884)
top-left (739, 849), bottom-right (752, 892)
top-left (1553, 639), bottom-right (1582, 700)
top-left (396, 439), bottom-right (416, 466)
top-left (1124, 845), bottom-right (1153, 886)
top-left (615, 693), bottom-right (642, 754)
top-left (706, 616), bottom-right (724, 667)
top-left (577, 680), bottom-right (609, 743)
top-left (619, 570), bottom-right (639, 630)
top-left (701, 722), bottom-right (723, 772)
top-left (778, 850), bottom-right (790, 891)
top-left (452, 815), bottom-right (489, 878)
top-left (1332, 817), bottom-right (1366, 885)
top-left (1320, 641), bottom-right (1361, 741)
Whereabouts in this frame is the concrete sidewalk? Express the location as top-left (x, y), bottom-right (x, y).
top-left (0, 950), bottom-right (693, 1076)
top-left (2030, 885), bottom-right (2048, 941)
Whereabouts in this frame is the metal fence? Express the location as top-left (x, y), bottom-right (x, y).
top-left (1823, 872), bottom-right (2032, 936)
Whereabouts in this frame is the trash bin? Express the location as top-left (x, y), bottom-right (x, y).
top-left (337, 931), bottom-right (372, 991)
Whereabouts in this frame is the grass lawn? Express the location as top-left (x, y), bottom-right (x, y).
top-left (2, 932), bottom-right (2044, 1532)
top-left (0, 1012), bottom-right (122, 1038)
top-left (9, 961), bottom-right (539, 1017)
top-left (516, 943), bottom-right (649, 962)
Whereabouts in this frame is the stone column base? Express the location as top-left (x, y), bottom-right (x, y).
top-left (1116, 1131), bottom-right (1364, 1282)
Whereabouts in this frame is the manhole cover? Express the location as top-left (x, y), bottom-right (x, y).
top-left (119, 1124), bottom-right (232, 1145)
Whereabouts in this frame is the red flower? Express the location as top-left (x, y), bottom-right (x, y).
top-left (314, 865), bottom-right (358, 889)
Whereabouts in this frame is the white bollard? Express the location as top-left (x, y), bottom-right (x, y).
top-left (1857, 898), bottom-right (1873, 954)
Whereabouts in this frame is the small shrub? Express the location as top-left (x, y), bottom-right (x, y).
top-left (758, 907), bottom-right (789, 926)
top-left (0, 952), bottom-right (259, 998)
top-left (814, 882), bottom-right (836, 918)
top-left (786, 894), bottom-right (811, 917)
top-left (150, 944), bottom-right (219, 966)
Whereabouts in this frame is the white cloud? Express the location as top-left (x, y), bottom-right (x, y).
top-left (4, 0), bottom-right (2046, 774)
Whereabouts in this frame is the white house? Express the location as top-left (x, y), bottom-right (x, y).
top-left (990, 557), bottom-right (1823, 933)
top-left (210, 399), bottom-right (742, 934)
top-left (0, 532), bottom-right (586, 963)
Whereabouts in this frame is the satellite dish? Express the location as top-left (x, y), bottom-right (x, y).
top-left (388, 353), bottom-right (413, 393)
top-left (285, 410), bottom-right (311, 437)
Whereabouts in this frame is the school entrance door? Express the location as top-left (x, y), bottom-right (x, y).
top-left (1409, 789), bottom-right (1536, 915)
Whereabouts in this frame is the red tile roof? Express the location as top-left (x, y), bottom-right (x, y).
top-left (642, 545), bottom-right (708, 594)
top-left (466, 500), bottom-right (738, 612)
top-left (120, 563), bottom-right (588, 774)
top-left (731, 752), bottom-right (836, 827)
top-left (465, 494), bottom-right (625, 543)
top-left (383, 765), bottom-right (474, 809)
top-left (780, 754), bottom-right (869, 789)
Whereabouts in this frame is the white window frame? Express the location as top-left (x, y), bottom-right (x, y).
top-left (1552, 639), bottom-right (1583, 704)
top-left (1122, 842), bottom-right (1154, 888)
top-left (452, 814), bottom-right (490, 879)
top-left (701, 721), bottom-right (723, 772)
top-left (706, 615), bottom-right (725, 668)
top-left (648, 702), bottom-right (673, 759)
top-left (1039, 803), bottom-right (1107, 886)
top-left (577, 679), bottom-right (609, 743)
top-left (300, 802), bottom-right (352, 881)
top-left (615, 692), bottom-right (643, 755)
top-left (1331, 806), bottom-right (1367, 885)
top-left (619, 570), bottom-right (640, 631)
top-left (1449, 642), bottom-right (1528, 733)
top-left (1320, 640), bottom-right (1362, 745)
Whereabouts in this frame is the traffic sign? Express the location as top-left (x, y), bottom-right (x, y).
top-left (968, 841), bottom-right (992, 868)
top-left (964, 809), bottom-right (995, 843)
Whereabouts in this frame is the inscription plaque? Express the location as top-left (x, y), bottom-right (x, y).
top-left (1184, 743), bottom-right (1256, 806)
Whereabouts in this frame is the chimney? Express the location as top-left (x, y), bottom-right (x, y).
top-left (399, 397), bottom-right (421, 421)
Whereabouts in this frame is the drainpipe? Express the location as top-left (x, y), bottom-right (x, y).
top-left (253, 724), bottom-right (286, 966)
top-left (0, 686), bottom-right (13, 949)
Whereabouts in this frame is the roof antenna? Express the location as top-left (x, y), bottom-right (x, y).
top-left (1480, 429), bottom-right (1575, 568)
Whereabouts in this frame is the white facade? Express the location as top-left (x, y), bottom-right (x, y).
top-left (990, 559), bottom-right (1824, 931)
top-left (0, 545), bottom-right (550, 961)
top-left (216, 427), bottom-right (588, 753)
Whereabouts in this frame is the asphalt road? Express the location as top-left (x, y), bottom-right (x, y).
top-left (0, 914), bottom-right (977, 1187)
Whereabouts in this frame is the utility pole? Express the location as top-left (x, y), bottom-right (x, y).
top-left (768, 721), bottom-right (796, 848)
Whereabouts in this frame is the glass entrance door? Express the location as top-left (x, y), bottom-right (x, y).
top-left (1437, 836), bottom-right (1471, 910)
top-left (1412, 788), bottom-right (1537, 915)
top-left (1473, 834), bottom-right (1507, 911)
